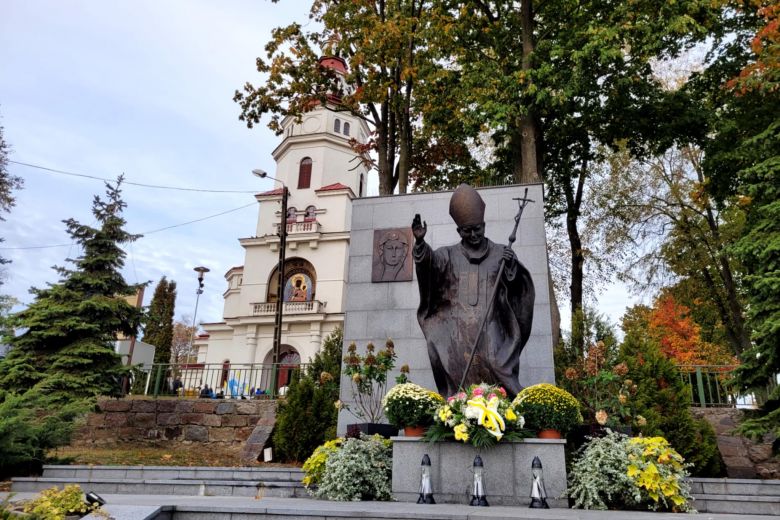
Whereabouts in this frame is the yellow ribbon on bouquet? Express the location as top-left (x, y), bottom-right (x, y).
top-left (467, 398), bottom-right (506, 439)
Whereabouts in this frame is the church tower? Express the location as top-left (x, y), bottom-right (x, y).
top-left (196, 56), bottom-right (370, 392)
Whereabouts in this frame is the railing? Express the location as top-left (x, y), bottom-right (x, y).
top-left (676, 364), bottom-right (771, 409)
top-left (275, 220), bottom-right (320, 235)
top-left (252, 300), bottom-right (324, 316)
top-left (131, 362), bottom-right (309, 399)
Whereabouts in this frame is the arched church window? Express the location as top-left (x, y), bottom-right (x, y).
top-left (304, 205), bottom-right (316, 220)
top-left (266, 258), bottom-right (316, 303)
top-left (359, 173), bottom-right (364, 197)
top-left (298, 157), bottom-right (312, 189)
top-left (286, 207), bottom-right (297, 222)
top-left (343, 122), bottom-right (350, 136)
top-left (334, 118), bottom-right (341, 133)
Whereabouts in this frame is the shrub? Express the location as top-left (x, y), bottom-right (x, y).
top-left (0, 391), bottom-right (89, 479)
top-left (620, 329), bottom-right (725, 476)
top-left (22, 484), bottom-right (100, 520)
top-left (301, 438), bottom-right (343, 490)
top-left (382, 383), bottom-right (442, 428)
top-left (567, 431), bottom-right (694, 512)
top-left (342, 339), bottom-right (396, 422)
top-left (513, 383), bottom-right (582, 435)
top-left (315, 434), bottom-right (392, 501)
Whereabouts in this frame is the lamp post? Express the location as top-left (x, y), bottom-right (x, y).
top-left (253, 168), bottom-right (288, 397)
top-left (189, 266), bottom-right (210, 362)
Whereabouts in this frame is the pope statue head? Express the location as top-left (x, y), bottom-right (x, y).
top-left (450, 184), bottom-right (487, 251)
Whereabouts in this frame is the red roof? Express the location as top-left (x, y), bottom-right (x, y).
top-left (258, 187), bottom-right (284, 196)
top-left (316, 182), bottom-right (351, 192)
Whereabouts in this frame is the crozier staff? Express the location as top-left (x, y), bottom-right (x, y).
top-left (412, 184), bottom-right (534, 398)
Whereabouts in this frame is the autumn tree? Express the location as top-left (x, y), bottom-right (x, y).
top-left (595, 144), bottom-right (751, 355)
top-left (145, 276), bottom-right (177, 364)
top-left (0, 178), bottom-right (143, 399)
top-left (646, 293), bottom-right (735, 366)
top-left (170, 317), bottom-right (197, 365)
top-left (235, 0), bottom-right (431, 194)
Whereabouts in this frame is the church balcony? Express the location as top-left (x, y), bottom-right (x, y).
top-left (275, 219), bottom-right (321, 235)
top-left (251, 300), bottom-right (326, 316)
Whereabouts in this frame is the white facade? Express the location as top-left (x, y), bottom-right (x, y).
top-left (196, 94), bottom-right (370, 384)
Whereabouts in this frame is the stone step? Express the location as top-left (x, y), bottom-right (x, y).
top-left (11, 476), bottom-right (308, 499)
top-left (41, 464), bottom-right (303, 482)
top-left (693, 493), bottom-right (780, 516)
top-left (689, 477), bottom-right (780, 497)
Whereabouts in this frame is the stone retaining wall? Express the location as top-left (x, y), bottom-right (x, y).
top-left (74, 398), bottom-right (276, 446)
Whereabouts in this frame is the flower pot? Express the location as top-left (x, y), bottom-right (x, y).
top-left (537, 429), bottom-right (562, 439)
top-left (403, 425), bottom-right (427, 437)
top-left (346, 422), bottom-right (399, 439)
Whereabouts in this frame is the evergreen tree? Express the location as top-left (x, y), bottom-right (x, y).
top-left (620, 307), bottom-right (724, 477)
top-left (273, 327), bottom-right (343, 461)
top-left (0, 178), bottom-right (144, 400)
top-left (145, 276), bottom-right (177, 364)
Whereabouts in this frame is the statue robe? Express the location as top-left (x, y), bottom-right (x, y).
top-left (414, 238), bottom-right (534, 398)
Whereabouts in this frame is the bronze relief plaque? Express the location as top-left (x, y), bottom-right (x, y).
top-left (371, 228), bottom-right (413, 282)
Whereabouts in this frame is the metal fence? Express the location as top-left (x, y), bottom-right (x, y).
top-left (675, 365), bottom-right (776, 409)
top-left (131, 362), bottom-right (309, 399)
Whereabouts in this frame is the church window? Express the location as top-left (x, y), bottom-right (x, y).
top-left (286, 207), bottom-right (297, 222)
top-left (297, 157), bottom-right (312, 189)
top-left (359, 174), bottom-right (364, 197)
top-left (343, 122), bottom-right (350, 136)
top-left (304, 205), bottom-right (316, 220)
top-left (334, 118), bottom-right (341, 133)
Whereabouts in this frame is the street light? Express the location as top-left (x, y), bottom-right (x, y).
top-left (253, 168), bottom-right (289, 397)
top-left (189, 266), bottom-right (210, 362)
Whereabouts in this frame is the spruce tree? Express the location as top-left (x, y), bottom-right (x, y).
top-left (145, 276), bottom-right (177, 364)
top-left (0, 177), bottom-right (144, 400)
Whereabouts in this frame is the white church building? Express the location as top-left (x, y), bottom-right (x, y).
top-left (193, 56), bottom-right (369, 392)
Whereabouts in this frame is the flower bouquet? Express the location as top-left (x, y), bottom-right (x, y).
top-left (425, 383), bottom-right (531, 448)
top-left (513, 383), bottom-right (582, 436)
top-left (382, 383), bottom-right (443, 429)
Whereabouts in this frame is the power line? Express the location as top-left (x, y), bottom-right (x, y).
top-left (9, 160), bottom-right (260, 194)
top-left (0, 202), bottom-right (258, 250)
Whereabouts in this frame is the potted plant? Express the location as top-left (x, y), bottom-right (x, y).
top-left (425, 383), bottom-right (531, 448)
top-left (341, 339), bottom-right (397, 437)
top-left (382, 382), bottom-right (443, 436)
top-left (512, 383), bottom-right (582, 438)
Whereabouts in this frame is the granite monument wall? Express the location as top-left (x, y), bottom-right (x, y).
top-left (338, 184), bottom-right (556, 433)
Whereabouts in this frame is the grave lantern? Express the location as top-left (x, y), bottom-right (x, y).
top-left (417, 454), bottom-right (435, 504)
top-left (529, 456), bottom-right (549, 509)
top-left (469, 455), bottom-right (489, 506)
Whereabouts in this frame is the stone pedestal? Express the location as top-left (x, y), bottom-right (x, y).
top-left (391, 437), bottom-right (567, 507)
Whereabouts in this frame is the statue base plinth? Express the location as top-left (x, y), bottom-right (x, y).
top-left (391, 437), bottom-right (567, 507)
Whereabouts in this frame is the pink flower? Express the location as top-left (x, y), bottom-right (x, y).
top-left (448, 396), bottom-right (456, 403)
top-left (497, 387), bottom-right (507, 397)
top-left (457, 392), bottom-right (467, 400)
top-left (471, 387), bottom-right (484, 397)
top-left (488, 393), bottom-right (497, 401)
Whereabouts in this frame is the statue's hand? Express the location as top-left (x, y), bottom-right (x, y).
top-left (412, 214), bottom-right (427, 243)
top-left (503, 246), bottom-right (517, 264)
